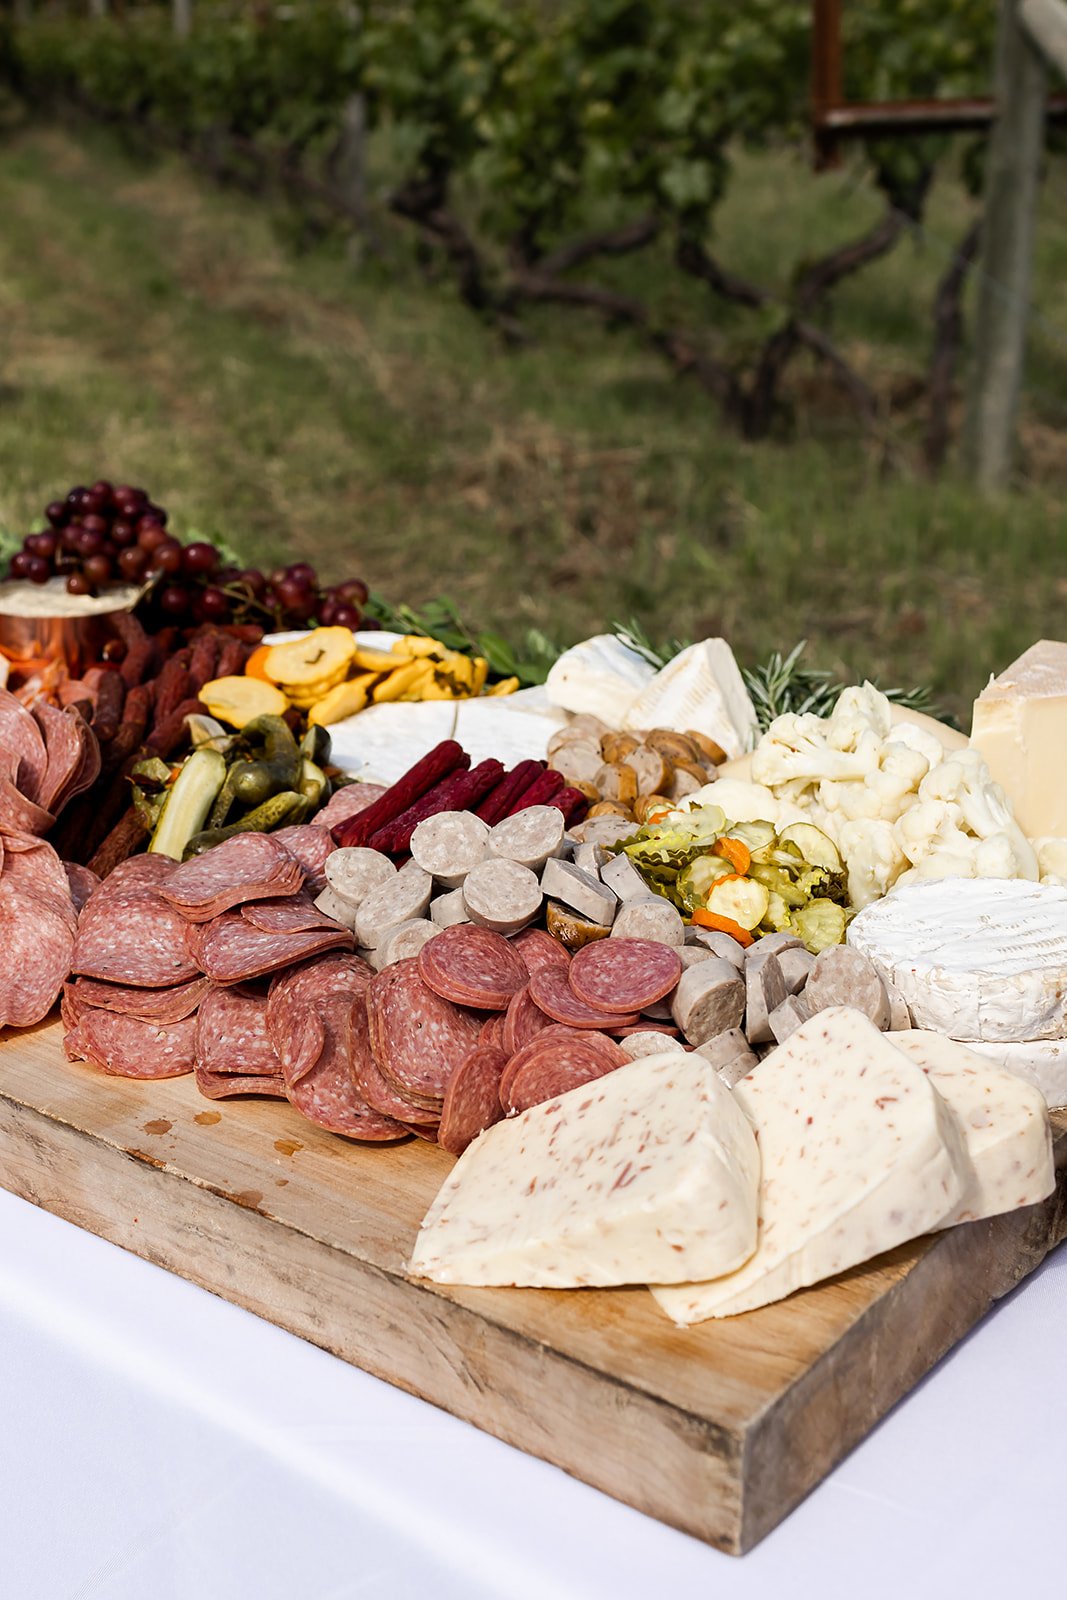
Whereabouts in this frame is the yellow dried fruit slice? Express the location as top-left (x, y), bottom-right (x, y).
top-left (200, 676), bottom-right (289, 729)
top-left (264, 627), bottom-right (358, 688)
top-left (308, 677), bottom-right (375, 726)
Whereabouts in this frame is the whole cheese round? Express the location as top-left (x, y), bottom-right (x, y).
top-left (964, 1038), bottom-right (1067, 1110)
top-left (848, 877), bottom-right (1067, 1044)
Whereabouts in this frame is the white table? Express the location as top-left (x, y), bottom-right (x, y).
top-left (2, 1185), bottom-right (1062, 1599)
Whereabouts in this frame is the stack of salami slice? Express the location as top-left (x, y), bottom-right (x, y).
top-left (351, 926), bottom-right (685, 1154)
top-left (62, 829), bottom-right (408, 1141)
top-left (0, 687), bottom-right (101, 1029)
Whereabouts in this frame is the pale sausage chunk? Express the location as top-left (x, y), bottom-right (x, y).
top-left (325, 847), bottom-right (396, 910)
top-left (805, 946), bottom-right (889, 1029)
top-left (744, 954), bottom-right (787, 1044)
top-left (540, 858), bottom-right (617, 927)
top-left (410, 811), bottom-right (489, 889)
top-left (430, 887), bottom-right (472, 929)
top-left (671, 958), bottom-right (745, 1044)
top-left (610, 895), bottom-right (684, 947)
top-left (409, 1051), bottom-right (760, 1288)
top-left (354, 863), bottom-right (433, 947)
top-left (463, 859), bottom-right (542, 935)
top-left (488, 806), bottom-right (566, 873)
top-left (694, 1027), bottom-right (758, 1086)
top-left (650, 1008), bottom-right (968, 1323)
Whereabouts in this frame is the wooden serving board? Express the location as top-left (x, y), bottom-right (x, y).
top-left (1, 1018), bottom-right (1065, 1554)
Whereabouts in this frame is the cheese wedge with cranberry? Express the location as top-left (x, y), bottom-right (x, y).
top-left (409, 1052), bottom-right (759, 1288)
top-left (887, 1030), bottom-right (1054, 1225)
top-left (651, 1008), bottom-right (967, 1324)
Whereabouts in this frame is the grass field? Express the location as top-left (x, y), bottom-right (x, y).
top-left (1, 118), bottom-right (1066, 719)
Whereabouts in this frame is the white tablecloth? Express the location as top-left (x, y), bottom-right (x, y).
top-left (2, 1185), bottom-right (1062, 1599)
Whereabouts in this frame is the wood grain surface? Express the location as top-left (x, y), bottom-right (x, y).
top-left (1, 1017), bottom-right (1064, 1554)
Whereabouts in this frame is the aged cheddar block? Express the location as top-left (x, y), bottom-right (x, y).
top-left (650, 1008), bottom-right (966, 1324)
top-left (409, 1052), bottom-right (759, 1289)
top-left (970, 639), bottom-right (1067, 838)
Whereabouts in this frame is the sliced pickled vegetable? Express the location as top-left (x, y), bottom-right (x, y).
top-left (749, 862), bottom-right (808, 908)
top-left (777, 822), bottom-right (842, 874)
top-left (722, 819), bottom-right (776, 856)
top-left (792, 898), bottom-right (848, 953)
top-left (712, 835), bottom-right (752, 876)
top-left (676, 854), bottom-right (734, 912)
top-left (703, 874), bottom-right (770, 931)
top-left (761, 890), bottom-right (794, 934)
top-left (690, 908), bottom-right (755, 947)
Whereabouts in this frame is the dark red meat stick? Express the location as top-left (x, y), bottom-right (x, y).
top-left (475, 759), bottom-right (545, 825)
top-left (549, 784), bottom-right (589, 826)
top-left (503, 766), bottom-right (564, 816)
top-left (331, 740), bottom-right (468, 848)
top-left (369, 758), bottom-right (505, 853)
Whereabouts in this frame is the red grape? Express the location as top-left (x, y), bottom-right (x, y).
top-left (269, 566), bottom-right (290, 590)
top-left (283, 593), bottom-right (318, 625)
top-left (9, 551), bottom-right (32, 579)
top-left (91, 480), bottom-right (115, 502)
top-left (150, 538), bottom-right (184, 575)
top-left (45, 501), bottom-right (68, 529)
top-left (26, 531), bottom-right (58, 560)
top-left (236, 568), bottom-right (267, 599)
top-left (66, 572), bottom-right (94, 597)
top-left (286, 562), bottom-right (318, 587)
top-left (76, 529), bottom-right (105, 558)
top-left (66, 486), bottom-right (88, 509)
top-left (118, 546), bottom-right (149, 581)
top-left (84, 554), bottom-right (113, 585)
top-left (275, 576), bottom-right (312, 611)
top-left (360, 617), bottom-right (382, 632)
top-left (335, 578), bottom-right (369, 607)
top-left (158, 583), bottom-right (190, 616)
top-left (138, 524), bottom-right (169, 554)
top-left (114, 485), bottom-right (147, 508)
top-left (81, 513), bottom-right (109, 537)
top-left (181, 541), bottom-right (220, 577)
top-left (145, 503), bottom-right (168, 526)
top-left (110, 519), bottom-right (136, 547)
top-left (81, 492), bottom-right (108, 518)
top-left (317, 599), bottom-right (339, 627)
top-left (198, 586), bottom-right (230, 622)
top-left (61, 524), bottom-right (83, 553)
top-left (331, 603), bottom-right (363, 629)
top-left (24, 554), bottom-right (50, 584)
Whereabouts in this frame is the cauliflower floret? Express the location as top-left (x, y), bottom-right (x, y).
top-left (896, 852), bottom-right (979, 887)
top-left (918, 750), bottom-right (1038, 878)
top-left (883, 719), bottom-right (946, 771)
top-left (974, 833), bottom-right (1030, 880)
top-left (837, 818), bottom-right (907, 908)
top-left (751, 711), bottom-right (875, 786)
top-left (818, 740), bottom-right (931, 825)
top-left (825, 682), bottom-right (893, 748)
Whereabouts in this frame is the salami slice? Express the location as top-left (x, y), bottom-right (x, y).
top-left (74, 881), bottom-right (201, 989)
top-left (502, 1030), bottom-right (626, 1116)
top-left (502, 983), bottom-right (552, 1055)
top-left (240, 894), bottom-right (343, 935)
top-left (0, 838), bottom-right (77, 1026)
top-left (497, 1024), bottom-right (620, 1109)
top-left (438, 1045), bottom-right (508, 1156)
top-left (63, 861), bottom-right (100, 913)
top-left (478, 1013), bottom-right (507, 1050)
top-left (416, 923), bottom-right (527, 1011)
top-left (315, 782), bottom-right (388, 831)
top-left (267, 952), bottom-right (373, 1085)
top-left (64, 1008), bottom-right (197, 1078)
top-left (286, 993), bottom-right (407, 1141)
top-left (0, 686), bottom-right (48, 802)
top-left (93, 854), bottom-right (176, 895)
top-left (271, 823), bottom-right (335, 892)
top-left (367, 958), bottom-right (482, 1105)
top-left (159, 833), bottom-right (303, 921)
top-left (32, 701), bottom-right (97, 816)
top-left (348, 993), bottom-right (439, 1124)
top-left (195, 1065), bottom-right (286, 1099)
top-left (187, 913), bottom-right (353, 984)
top-left (0, 776), bottom-right (53, 837)
top-left (195, 985), bottom-right (282, 1076)
top-left (611, 1018), bottom-right (681, 1037)
top-left (526, 964), bottom-right (639, 1030)
top-left (569, 936), bottom-right (682, 1015)
top-left (401, 1120), bottom-right (441, 1142)
top-left (510, 926), bottom-right (570, 974)
top-left (68, 973), bottom-right (212, 1025)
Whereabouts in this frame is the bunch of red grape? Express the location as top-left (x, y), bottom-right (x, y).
top-left (6, 482), bottom-right (374, 633)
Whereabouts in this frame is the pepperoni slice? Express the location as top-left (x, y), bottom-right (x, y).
top-left (159, 832), bottom-right (303, 922)
top-left (438, 1045), bottom-right (508, 1155)
top-left (526, 963), bottom-right (639, 1030)
top-left (368, 958), bottom-right (481, 1106)
top-left (69, 973), bottom-right (213, 1025)
top-left (188, 913), bottom-right (353, 984)
top-left (417, 924), bottom-right (528, 1010)
top-left (286, 992), bottom-right (407, 1141)
top-left (502, 983), bottom-right (552, 1055)
top-left (349, 994), bottom-right (439, 1124)
top-left (195, 1066), bottom-right (287, 1099)
top-left (497, 1024), bottom-right (620, 1110)
top-left (568, 937), bottom-right (682, 1014)
top-left (511, 926), bottom-right (570, 974)
top-left (195, 986), bottom-right (282, 1077)
top-left (267, 952), bottom-right (372, 1085)
top-left (241, 894), bottom-right (343, 935)
top-left (502, 1031), bottom-right (627, 1116)
top-left (64, 1008), bottom-right (197, 1079)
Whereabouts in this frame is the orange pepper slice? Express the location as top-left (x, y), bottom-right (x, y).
top-left (713, 835), bottom-right (752, 876)
top-left (243, 644), bottom-right (275, 683)
top-left (690, 908), bottom-right (755, 947)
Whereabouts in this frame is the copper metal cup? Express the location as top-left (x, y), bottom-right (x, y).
top-left (0, 585), bottom-right (142, 677)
